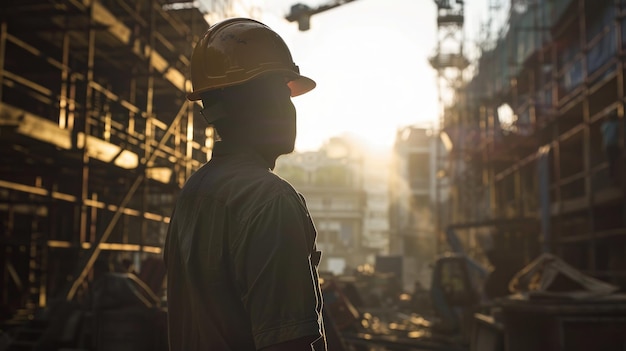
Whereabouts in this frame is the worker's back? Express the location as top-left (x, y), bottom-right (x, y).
top-left (164, 142), bottom-right (321, 350)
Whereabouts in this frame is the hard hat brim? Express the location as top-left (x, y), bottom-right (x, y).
top-left (187, 71), bottom-right (316, 101)
top-left (288, 75), bottom-right (316, 97)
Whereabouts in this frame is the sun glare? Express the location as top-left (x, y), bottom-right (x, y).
top-left (269, 1), bottom-right (439, 153)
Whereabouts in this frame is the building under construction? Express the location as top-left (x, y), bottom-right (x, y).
top-left (2, 0), bottom-right (626, 349)
top-left (0, 0), bottom-right (214, 328)
top-left (439, 0), bottom-right (626, 288)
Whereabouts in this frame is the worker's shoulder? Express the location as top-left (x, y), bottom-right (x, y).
top-left (216, 167), bottom-right (305, 222)
top-left (181, 158), bottom-right (300, 205)
top-left (235, 166), bottom-right (297, 197)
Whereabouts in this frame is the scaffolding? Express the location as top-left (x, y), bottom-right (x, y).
top-left (445, 0), bottom-right (626, 287)
top-left (0, 0), bottom-right (212, 316)
top-left (430, 0), bottom-right (470, 255)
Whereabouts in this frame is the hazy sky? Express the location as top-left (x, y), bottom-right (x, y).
top-left (207, 0), bottom-right (494, 152)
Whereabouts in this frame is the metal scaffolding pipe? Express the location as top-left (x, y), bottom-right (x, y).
top-left (65, 100), bottom-right (188, 301)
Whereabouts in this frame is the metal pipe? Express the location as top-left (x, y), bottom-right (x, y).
top-left (0, 21), bottom-right (7, 104)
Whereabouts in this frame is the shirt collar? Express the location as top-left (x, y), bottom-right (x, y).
top-left (211, 141), bottom-right (272, 169)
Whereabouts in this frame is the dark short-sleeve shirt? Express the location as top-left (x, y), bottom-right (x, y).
top-left (164, 141), bottom-right (325, 351)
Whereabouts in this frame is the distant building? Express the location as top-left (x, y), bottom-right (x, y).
top-left (361, 151), bottom-right (391, 257)
top-left (275, 136), bottom-right (388, 275)
top-left (389, 126), bottom-right (444, 289)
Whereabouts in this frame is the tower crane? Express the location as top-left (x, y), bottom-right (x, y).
top-left (285, 0), bottom-right (360, 31)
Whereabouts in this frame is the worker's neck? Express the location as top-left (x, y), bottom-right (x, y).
top-left (228, 138), bottom-right (281, 170)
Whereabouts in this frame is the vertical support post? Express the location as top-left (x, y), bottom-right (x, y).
top-left (59, 31), bottom-right (70, 128)
top-left (583, 97), bottom-right (595, 271)
top-left (2, 207), bottom-right (15, 306)
top-left (39, 243), bottom-right (47, 308)
top-left (485, 107), bottom-right (499, 218)
top-left (89, 192), bottom-right (98, 282)
top-left (186, 100), bottom-right (194, 179)
top-left (514, 168), bottom-right (522, 217)
top-left (68, 73), bottom-right (77, 133)
top-left (0, 19), bottom-right (18, 303)
top-left (616, 2), bottom-right (626, 240)
top-left (79, 5), bottom-right (95, 249)
top-left (103, 101), bottom-right (111, 142)
top-left (0, 21), bottom-right (7, 104)
top-left (28, 205), bottom-right (38, 310)
top-left (578, 0), bottom-right (595, 272)
top-left (140, 0), bottom-right (157, 268)
top-left (174, 120), bottom-right (181, 182)
top-left (128, 71), bottom-right (136, 135)
top-left (538, 145), bottom-right (551, 253)
top-left (42, 178), bottom-right (61, 308)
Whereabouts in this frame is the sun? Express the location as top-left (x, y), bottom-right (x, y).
top-left (283, 20), bottom-right (438, 154)
top-left (291, 56), bottom-right (439, 153)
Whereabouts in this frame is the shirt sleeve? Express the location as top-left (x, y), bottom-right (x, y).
top-left (233, 190), bottom-right (324, 350)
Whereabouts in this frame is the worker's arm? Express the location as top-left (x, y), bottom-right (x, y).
top-left (234, 190), bottom-right (325, 351)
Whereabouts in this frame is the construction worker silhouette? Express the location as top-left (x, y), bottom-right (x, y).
top-left (164, 18), bottom-right (326, 351)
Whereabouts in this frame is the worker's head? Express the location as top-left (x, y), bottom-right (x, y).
top-left (201, 73), bottom-right (297, 159)
top-left (188, 18), bottom-right (315, 162)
